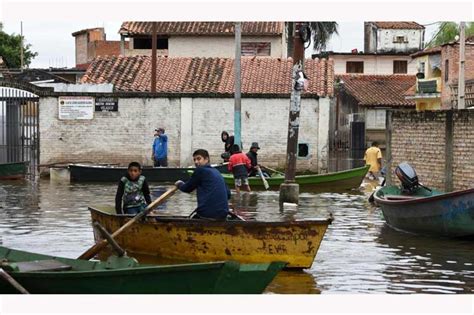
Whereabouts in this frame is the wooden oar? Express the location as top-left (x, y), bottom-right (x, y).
top-left (0, 268), bottom-right (29, 294)
top-left (261, 165), bottom-right (284, 176)
top-left (256, 166), bottom-right (269, 190)
top-left (78, 186), bottom-right (178, 260)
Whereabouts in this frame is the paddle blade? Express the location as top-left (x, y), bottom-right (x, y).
top-left (78, 186), bottom-right (178, 260)
top-left (257, 166), bottom-right (270, 190)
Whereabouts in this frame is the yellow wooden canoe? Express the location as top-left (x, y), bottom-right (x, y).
top-left (89, 206), bottom-right (332, 269)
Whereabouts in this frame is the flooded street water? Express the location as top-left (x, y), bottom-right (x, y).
top-left (0, 178), bottom-right (472, 294)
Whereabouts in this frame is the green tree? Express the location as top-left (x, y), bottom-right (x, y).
top-left (0, 26), bottom-right (38, 68)
top-left (428, 22), bottom-right (474, 47)
top-left (308, 22), bottom-right (339, 51)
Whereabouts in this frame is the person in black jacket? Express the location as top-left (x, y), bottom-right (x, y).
top-left (115, 162), bottom-right (152, 215)
top-left (221, 131), bottom-right (234, 161)
top-left (246, 142), bottom-right (260, 176)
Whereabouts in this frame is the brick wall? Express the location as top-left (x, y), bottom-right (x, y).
top-left (88, 41), bottom-right (128, 62)
top-left (452, 110), bottom-right (474, 189)
top-left (39, 95), bottom-right (327, 172)
top-left (389, 110), bottom-right (474, 191)
top-left (441, 43), bottom-right (474, 109)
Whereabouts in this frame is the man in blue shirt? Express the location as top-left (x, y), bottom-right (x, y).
top-left (152, 128), bottom-right (168, 167)
top-left (175, 149), bottom-right (231, 220)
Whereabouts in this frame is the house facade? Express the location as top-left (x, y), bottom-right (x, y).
top-left (364, 22), bottom-right (425, 54)
top-left (333, 74), bottom-right (416, 149)
top-left (35, 55), bottom-right (334, 173)
top-left (313, 52), bottom-right (417, 75)
top-left (407, 36), bottom-right (474, 110)
top-left (119, 22), bottom-right (288, 58)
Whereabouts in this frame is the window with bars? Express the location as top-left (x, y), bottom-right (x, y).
top-left (346, 61), bottom-right (364, 74)
top-left (241, 42), bottom-right (271, 56)
top-left (393, 60), bottom-right (408, 74)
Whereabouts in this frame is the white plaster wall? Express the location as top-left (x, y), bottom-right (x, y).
top-left (40, 96), bottom-right (326, 172)
top-left (169, 36), bottom-right (284, 58)
top-left (190, 97), bottom-right (320, 171)
top-left (39, 97), bottom-right (181, 167)
top-left (332, 55), bottom-right (417, 75)
top-left (376, 29), bottom-right (424, 53)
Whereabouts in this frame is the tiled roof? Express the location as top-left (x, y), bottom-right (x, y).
top-left (371, 22), bottom-right (425, 30)
top-left (410, 46), bottom-right (442, 58)
top-left (337, 74), bottom-right (416, 107)
top-left (119, 22), bottom-right (284, 36)
top-left (72, 27), bottom-right (103, 37)
top-left (81, 56), bottom-right (334, 97)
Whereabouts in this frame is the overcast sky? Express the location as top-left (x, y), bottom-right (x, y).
top-left (1, 21), bottom-right (440, 69)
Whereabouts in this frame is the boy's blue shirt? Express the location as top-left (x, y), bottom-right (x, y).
top-left (153, 134), bottom-right (168, 159)
top-left (178, 165), bottom-right (230, 219)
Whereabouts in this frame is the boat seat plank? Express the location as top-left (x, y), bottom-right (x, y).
top-left (383, 195), bottom-right (423, 200)
top-left (14, 259), bottom-right (72, 272)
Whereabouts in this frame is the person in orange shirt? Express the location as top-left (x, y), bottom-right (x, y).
top-left (364, 141), bottom-right (382, 180)
top-left (228, 144), bottom-right (252, 194)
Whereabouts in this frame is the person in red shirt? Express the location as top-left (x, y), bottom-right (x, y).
top-left (227, 144), bottom-right (252, 194)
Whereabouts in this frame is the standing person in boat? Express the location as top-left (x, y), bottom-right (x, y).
top-left (115, 162), bottom-right (152, 215)
top-left (152, 128), bottom-right (168, 167)
top-left (220, 131), bottom-right (234, 162)
top-left (364, 141), bottom-right (383, 180)
top-left (175, 149), bottom-right (231, 220)
top-left (228, 144), bottom-right (252, 194)
top-left (246, 142), bottom-right (268, 177)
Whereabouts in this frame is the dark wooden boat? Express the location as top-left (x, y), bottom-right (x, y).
top-left (0, 246), bottom-right (285, 294)
top-left (69, 163), bottom-right (228, 182)
top-left (0, 162), bottom-right (28, 180)
top-left (374, 186), bottom-right (474, 237)
top-left (89, 205), bottom-right (332, 269)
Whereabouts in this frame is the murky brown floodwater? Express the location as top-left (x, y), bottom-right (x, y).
top-left (0, 178), bottom-right (472, 294)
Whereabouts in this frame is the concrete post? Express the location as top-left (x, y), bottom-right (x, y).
top-left (458, 22), bottom-right (466, 109)
top-left (120, 35), bottom-right (125, 55)
top-left (151, 22), bottom-right (157, 93)
top-left (234, 22), bottom-right (242, 147)
top-left (445, 110), bottom-right (454, 192)
top-left (180, 98), bottom-right (193, 167)
top-left (385, 110), bottom-right (393, 186)
top-left (317, 98), bottom-right (330, 173)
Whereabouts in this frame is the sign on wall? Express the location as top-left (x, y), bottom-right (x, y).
top-left (58, 96), bottom-right (94, 120)
top-left (95, 97), bottom-right (118, 112)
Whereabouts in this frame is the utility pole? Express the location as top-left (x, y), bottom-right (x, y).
top-left (279, 22), bottom-right (305, 205)
top-left (151, 22), bottom-right (157, 93)
top-left (458, 21), bottom-right (466, 109)
top-left (20, 21), bottom-right (24, 72)
top-left (234, 22), bottom-right (242, 148)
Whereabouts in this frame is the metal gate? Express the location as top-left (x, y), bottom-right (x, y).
top-left (0, 86), bottom-right (39, 177)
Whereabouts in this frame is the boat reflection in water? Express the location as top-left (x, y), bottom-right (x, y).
top-left (376, 225), bottom-right (474, 294)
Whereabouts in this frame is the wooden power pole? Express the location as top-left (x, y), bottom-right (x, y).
top-left (279, 22), bottom-right (305, 204)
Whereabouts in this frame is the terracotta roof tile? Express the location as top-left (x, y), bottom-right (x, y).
top-left (371, 22), bottom-right (425, 30)
top-left (337, 74), bottom-right (416, 107)
top-left (81, 55), bottom-right (334, 97)
top-left (119, 22), bottom-right (284, 36)
top-left (410, 46), bottom-right (442, 58)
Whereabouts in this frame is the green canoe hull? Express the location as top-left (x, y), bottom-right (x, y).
top-left (0, 246), bottom-right (285, 294)
top-left (221, 165), bottom-right (369, 192)
top-left (374, 186), bottom-right (474, 237)
top-left (0, 162), bottom-right (28, 179)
